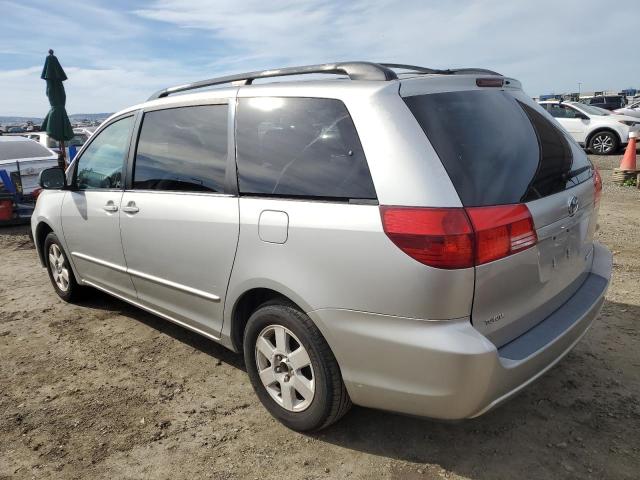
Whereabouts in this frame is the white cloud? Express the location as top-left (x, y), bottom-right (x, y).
top-left (135, 0), bottom-right (638, 96)
top-left (0, 64), bottom-right (197, 116)
top-left (0, 0), bottom-right (638, 116)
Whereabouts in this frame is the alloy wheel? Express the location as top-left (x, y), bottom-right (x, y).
top-left (48, 244), bottom-right (70, 292)
top-left (592, 134), bottom-right (614, 154)
top-left (255, 324), bottom-right (315, 412)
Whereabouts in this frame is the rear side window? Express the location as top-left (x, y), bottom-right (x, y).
top-left (236, 97), bottom-right (376, 200)
top-left (133, 105), bottom-right (228, 192)
top-left (404, 90), bottom-right (591, 206)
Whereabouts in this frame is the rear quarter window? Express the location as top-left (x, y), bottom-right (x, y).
top-left (235, 97), bottom-right (376, 200)
top-left (404, 90), bottom-right (592, 206)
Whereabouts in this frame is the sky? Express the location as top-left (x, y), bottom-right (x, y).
top-left (0, 0), bottom-right (638, 116)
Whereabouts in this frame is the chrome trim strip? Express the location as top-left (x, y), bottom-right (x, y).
top-left (127, 268), bottom-right (221, 302)
top-left (81, 280), bottom-right (221, 342)
top-left (71, 252), bottom-right (127, 273)
top-left (71, 252), bottom-right (220, 302)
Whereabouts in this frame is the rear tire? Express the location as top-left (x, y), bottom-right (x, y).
top-left (588, 131), bottom-right (619, 155)
top-left (44, 232), bottom-right (84, 302)
top-left (244, 301), bottom-right (351, 431)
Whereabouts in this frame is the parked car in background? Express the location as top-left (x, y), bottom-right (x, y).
top-left (614, 100), bottom-right (640, 119)
top-left (0, 136), bottom-right (57, 223)
top-left (539, 101), bottom-right (640, 154)
top-left (584, 95), bottom-right (626, 111)
top-left (73, 126), bottom-right (97, 137)
top-left (23, 131), bottom-right (88, 152)
top-left (32, 62), bottom-right (611, 431)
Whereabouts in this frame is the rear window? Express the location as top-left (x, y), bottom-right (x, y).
top-left (404, 90), bottom-right (592, 206)
top-left (236, 97), bottom-right (376, 200)
top-left (0, 140), bottom-right (53, 161)
top-left (133, 105), bottom-right (228, 192)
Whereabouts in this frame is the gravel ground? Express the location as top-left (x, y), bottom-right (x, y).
top-left (1, 154), bottom-right (639, 480)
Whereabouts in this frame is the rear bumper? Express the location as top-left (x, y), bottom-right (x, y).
top-left (308, 242), bottom-right (612, 419)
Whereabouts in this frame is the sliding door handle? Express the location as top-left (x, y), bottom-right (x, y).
top-left (103, 201), bottom-right (118, 212)
top-left (121, 201), bottom-right (139, 214)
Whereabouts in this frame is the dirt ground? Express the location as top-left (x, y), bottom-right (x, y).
top-left (1, 154), bottom-right (639, 480)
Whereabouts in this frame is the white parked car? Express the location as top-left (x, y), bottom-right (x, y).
top-left (539, 101), bottom-right (640, 154)
top-left (0, 136), bottom-right (57, 194)
top-left (23, 131), bottom-right (89, 153)
top-left (614, 100), bottom-right (640, 119)
top-left (73, 126), bottom-right (97, 137)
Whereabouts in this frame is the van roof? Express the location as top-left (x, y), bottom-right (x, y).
top-left (111, 62), bottom-right (512, 122)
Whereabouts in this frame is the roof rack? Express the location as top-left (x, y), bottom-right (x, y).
top-left (147, 62), bottom-right (504, 101)
top-left (147, 61), bottom-right (398, 100)
top-left (380, 63), bottom-right (502, 76)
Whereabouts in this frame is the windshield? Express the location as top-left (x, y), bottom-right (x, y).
top-left (571, 103), bottom-right (608, 116)
top-left (0, 140), bottom-right (53, 160)
top-left (589, 106), bottom-right (611, 115)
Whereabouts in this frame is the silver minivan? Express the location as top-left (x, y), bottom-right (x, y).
top-left (32, 62), bottom-right (612, 431)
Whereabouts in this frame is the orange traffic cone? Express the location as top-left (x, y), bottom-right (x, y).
top-left (620, 131), bottom-right (638, 170)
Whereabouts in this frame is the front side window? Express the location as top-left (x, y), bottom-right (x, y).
top-left (236, 97), bottom-right (376, 200)
top-left (75, 116), bottom-right (134, 190)
top-left (133, 105), bottom-right (228, 192)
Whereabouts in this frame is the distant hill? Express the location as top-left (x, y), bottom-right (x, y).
top-left (0, 113), bottom-right (113, 126)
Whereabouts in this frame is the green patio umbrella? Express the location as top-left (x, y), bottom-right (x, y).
top-left (41, 49), bottom-right (74, 169)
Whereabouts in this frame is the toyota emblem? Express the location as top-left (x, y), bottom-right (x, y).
top-left (568, 196), bottom-right (579, 216)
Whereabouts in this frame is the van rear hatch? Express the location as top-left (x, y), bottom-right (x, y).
top-left (402, 84), bottom-right (599, 347)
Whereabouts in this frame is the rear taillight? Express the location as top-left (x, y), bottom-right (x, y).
top-left (381, 204), bottom-right (537, 269)
top-left (465, 204), bottom-right (538, 265)
top-left (380, 207), bottom-right (474, 269)
top-left (593, 166), bottom-right (602, 205)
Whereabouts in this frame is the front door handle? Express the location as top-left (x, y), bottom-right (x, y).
top-left (103, 201), bottom-right (118, 212)
top-left (121, 201), bottom-right (139, 214)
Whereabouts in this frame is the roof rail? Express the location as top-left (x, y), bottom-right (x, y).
top-left (147, 61), bottom-right (398, 101)
top-left (380, 63), bottom-right (441, 74)
top-left (380, 63), bottom-right (502, 77)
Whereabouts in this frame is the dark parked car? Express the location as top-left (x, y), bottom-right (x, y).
top-left (585, 95), bottom-right (626, 111)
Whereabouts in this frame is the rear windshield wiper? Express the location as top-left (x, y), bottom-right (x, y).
top-left (562, 165), bottom-right (592, 181)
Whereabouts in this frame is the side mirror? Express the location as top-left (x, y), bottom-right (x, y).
top-left (577, 113), bottom-right (589, 120)
top-left (39, 167), bottom-right (67, 189)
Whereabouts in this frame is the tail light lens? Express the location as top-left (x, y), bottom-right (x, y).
top-left (465, 204), bottom-right (538, 265)
top-left (380, 207), bottom-right (474, 269)
top-left (593, 166), bottom-right (602, 205)
top-left (381, 204), bottom-right (537, 269)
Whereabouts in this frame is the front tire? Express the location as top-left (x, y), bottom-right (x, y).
top-left (588, 131), bottom-right (619, 155)
top-left (44, 232), bottom-right (83, 302)
top-left (244, 301), bottom-right (351, 431)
